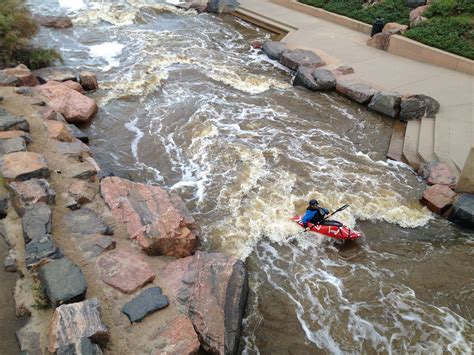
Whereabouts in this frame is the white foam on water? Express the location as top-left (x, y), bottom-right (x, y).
top-left (88, 42), bottom-right (124, 71)
top-left (58, 0), bottom-right (85, 11)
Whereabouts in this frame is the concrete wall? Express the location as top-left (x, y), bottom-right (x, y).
top-left (456, 148), bottom-right (474, 193)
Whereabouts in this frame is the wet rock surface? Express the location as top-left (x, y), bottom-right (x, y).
top-left (100, 176), bottom-right (199, 257)
top-left (79, 72), bottom-right (99, 92)
top-left (399, 94), bottom-right (440, 121)
top-left (98, 250), bottom-right (155, 294)
top-left (293, 67), bottom-right (319, 90)
top-left (279, 49), bottom-right (326, 71)
top-left (335, 79), bottom-right (378, 104)
top-left (47, 298), bottom-right (109, 352)
top-left (9, 178), bottom-right (56, 216)
top-left (69, 124), bottom-right (89, 143)
top-left (311, 69), bottom-right (336, 90)
top-left (262, 40), bottom-right (287, 61)
top-left (419, 161), bottom-right (457, 187)
top-left (2, 152), bottom-right (50, 182)
top-left (368, 91), bottom-right (402, 118)
top-left (122, 287), bottom-right (169, 323)
top-left (164, 251), bottom-right (248, 355)
top-left (421, 184), bottom-right (457, 214)
top-left (39, 257), bottom-right (88, 306)
top-left (35, 15), bottom-right (73, 28)
top-left (450, 194), bottom-right (474, 228)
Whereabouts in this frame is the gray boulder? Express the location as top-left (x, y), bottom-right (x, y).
top-left (293, 67), bottom-right (319, 90)
top-left (64, 208), bottom-right (113, 236)
top-left (25, 234), bottom-right (62, 269)
top-left (69, 124), bottom-right (89, 144)
top-left (0, 112), bottom-right (30, 132)
top-left (262, 41), bottom-right (287, 61)
top-left (0, 137), bottom-right (27, 154)
top-left (39, 257), bottom-right (87, 306)
top-left (450, 194), bottom-right (474, 229)
top-left (207, 0), bottom-right (239, 13)
top-left (280, 49), bottom-right (326, 71)
top-left (57, 338), bottom-right (103, 355)
top-left (368, 91), bottom-right (402, 118)
top-left (35, 15), bottom-right (73, 29)
top-left (311, 69), bottom-right (336, 90)
top-left (335, 79), bottom-right (378, 104)
top-left (22, 203), bottom-right (52, 243)
top-left (399, 94), bottom-right (440, 121)
top-left (122, 287), bottom-right (169, 323)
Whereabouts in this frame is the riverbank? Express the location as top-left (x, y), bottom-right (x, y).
top-left (0, 63), bottom-right (247, 353)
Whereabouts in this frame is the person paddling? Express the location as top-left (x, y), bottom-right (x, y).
top-left (302, 199), bottom-right (329, 230)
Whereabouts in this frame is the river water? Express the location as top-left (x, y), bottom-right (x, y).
top-left (23, 0), bottom-right (474, 353)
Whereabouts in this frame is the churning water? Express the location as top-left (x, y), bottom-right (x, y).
top-left (21, 0), bottom-right (474, 353)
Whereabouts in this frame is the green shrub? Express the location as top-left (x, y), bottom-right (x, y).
top-left (0, 0), bottom-right (62, 69)
top-left (424, 0), bottom-right (474, 18)
top-left (405, 16), bottom-right (474, 59)
top-left (12, 47), bottom-right (63, 70)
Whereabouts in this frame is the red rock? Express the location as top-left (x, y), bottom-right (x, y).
top-left (43, 120), bottom-right (75, 142)
top-left (8, 178), bottom-right (56, 216)
top-left (332, 65), bottom-right (354, 76)
top-left (421, 184), bottom-right (457, 214)
top-left (150, 315), bottom-right (200, 355)
top-left (100, 177), bottom-right (199, 257)
top-left (0, 64), bottom-right (39, 87)
top-left (2, 152), bottom-right (49, 182)
top-left (336, 79), bottom-right (378, 104)
top-left (79, 72), bottom-right (99, 91)
top-left (62, 80), bottom-right (85, 94)
top-left (419, 161), bottom-right (457, 187)
top-left (47, 298), bottom-right (109, 352)
top-left (162, 251), bottom-right (248, 355)
top-left (97, 250), bottom-right (154, 294)
top-left (36, 81), bottom-right (98, 125)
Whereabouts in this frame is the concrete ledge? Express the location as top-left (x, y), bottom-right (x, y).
top-left (269, 0), bottom-right (474, 75)
top-left (389, 35), bottom-right (474, 76)
top-left (272, 0), bottom-right (371, 35)
top-left (234, 8), bottom-right (294, 40)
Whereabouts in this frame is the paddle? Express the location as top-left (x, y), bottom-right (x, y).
top-left (288, 204), bottom-right (350, 242)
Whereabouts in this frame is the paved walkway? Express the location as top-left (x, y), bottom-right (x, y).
top-left (237, 0), bottom-right (474, 174)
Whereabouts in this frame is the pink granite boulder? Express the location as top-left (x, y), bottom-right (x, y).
top-left (2, 152), bottom-right (50, 182)
top-left (162, 251), bottom-right (248, 355)
top-left (419, 161), bottom-right (457, 187)
top-left (410, 5), bottom-right (429, 27)
top-left (0, 65), bottom-right (39, 87)
top-left (100, 177), bottom-right (199, 257)
top-left (97, 250), bottom-right (155, 294)
top-left (35, 15), bottom-right (73, 29)
top-left (43, 120), bottom-right (75, 142)
top-left (421, 184), bottom-right (457, 214)
top-left (62, 80), bottom-right (85, 94)
top-left (36, 81), bottom-right (98, 125)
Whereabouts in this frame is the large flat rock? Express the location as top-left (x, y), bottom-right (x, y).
top-left (0, 64), bottom-right (39, 87)
top-left (421, 184), bottom-right (457, 215)
top-left (100, 177), bottom-right (199, 257)
top-left (97, 250), bottom-right (155, 294)
top-left (2, 152), bottom-right (50, 182)
top-left (279, 49), bottom-right (325, 71)
top-left (22, 202), bottom-right (52, 243)
top-left (335, 79), bottom-right (378, 104)
top-left (0, 111), bottom-right (30, 132)
top-left (25, 234), bottom-right (62, 269)
top-left (450, 194), bottom-right (474, 229)
top-left (122, 286), bottom-right (169, 323)
top-left (368, 91), bottom-right (402, 118)
top-left (262, 40), bottom-right (287, 61)
top-left (47, 298), bottom-right (109, 352)
top-left (39, 257), bottom-right (87, 306)
top-left (162, 251), bottom-right (248, 354)
top-left (64, 208), bottom-right (112, 236)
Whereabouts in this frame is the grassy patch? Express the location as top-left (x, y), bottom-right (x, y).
top-left (12, 47), bottom-right (63, 70)
top-left (300, 0), bottom-right (410, 25)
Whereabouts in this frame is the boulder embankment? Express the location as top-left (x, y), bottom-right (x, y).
top-left (0, 63), bottom-right (248, 353)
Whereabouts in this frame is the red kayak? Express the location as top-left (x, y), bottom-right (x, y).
top-left (292, 216), bottom-right (362, 240)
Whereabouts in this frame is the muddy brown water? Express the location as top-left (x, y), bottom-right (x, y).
top-left (2, 0), bottom-right (471, 353)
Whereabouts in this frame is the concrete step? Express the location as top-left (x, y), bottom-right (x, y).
top-left (433, 110), bottom-right (461, 176)
top-left (403, 119), bottom-right (423, 171)
top-left (387, 120), bottom-right (406, 162)
top-left (418, 117), bottom-right (435, 163)
top-left (234, 7), bottom-right (296, 39)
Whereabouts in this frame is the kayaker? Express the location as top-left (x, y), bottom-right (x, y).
top-left (302, 199), bottom-right (329, 229)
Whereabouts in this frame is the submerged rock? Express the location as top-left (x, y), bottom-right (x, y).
top-left (162, 251), bottom-right (248, 354)
top-left (122, 287), bottom-right (169, 323)
top-left (100, 176), bottom-right (199, 257)
top-left (39, 257), bottom-right (87, 306)
top-left (47, 298), bottom-right (109, 352)
top-left (98, 250), bottom-right (155, 294)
